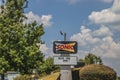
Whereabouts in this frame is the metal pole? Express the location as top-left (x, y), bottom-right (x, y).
top-left (60, 31), bottom-right (72, 80)
top-left (60, 66), bottom-right (72, 80)
top-left (64, 33), bottom-right (66, 41)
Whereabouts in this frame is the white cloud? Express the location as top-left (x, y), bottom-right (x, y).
top-left (41, 15), bottom-right (53, 27)
top-left (111, 0), bottom-right (120, 13)
top-left (71, 26), bottom-right (102, 47)
top-left (39, 44), bottom-right (53, 58)
top-left (89, 0), bottom-right (120, 31)
top-left (24, 11), bottom-right (41, 24)
top-left (24, 11), bottom-right (53, 27)
top-left (87, 0), bottom-right (120, 75)
top-left (89, 9), bottom-right (120, 24)
top-left (40, 44), bottom-right (49, 54)
top-left (71, 25), bottom-right (120, 75)
top-left (93, 25), bottom-right (113, 37)
top-left (71, 26), bottom-right (120, 58)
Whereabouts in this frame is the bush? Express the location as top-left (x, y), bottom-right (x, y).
top-left (13, 75), bottom-right (32, 80)
top-left (117, 77), bottom-right (120, 80)
top-left (80, 64), bottom-right (117, 80)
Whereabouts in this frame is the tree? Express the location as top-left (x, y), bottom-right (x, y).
top-left (85, 53), bottom-right (102, 65)
top-left (39, 57), bottom-right (59, 74)
top-left (0, 0), bottom-right (44, 79)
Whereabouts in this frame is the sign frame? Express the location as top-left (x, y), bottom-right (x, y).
top-left (54, 56), bottom-right (78, 65)
top-left (53, 41), bottom-right (78, 54)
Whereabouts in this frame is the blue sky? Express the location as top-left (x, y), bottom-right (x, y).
top-left (1, 0), bottom-right (120, 76)
top-left (25, 0), bottom-right (113, 44)
top-left (24, 0), bottom-right (120, 76)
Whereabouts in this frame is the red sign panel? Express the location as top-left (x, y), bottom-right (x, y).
top-left (53, 41), bottom-right (77, 54)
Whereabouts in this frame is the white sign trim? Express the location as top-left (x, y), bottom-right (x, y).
top-left (54, 56), bottom-right (78, 65)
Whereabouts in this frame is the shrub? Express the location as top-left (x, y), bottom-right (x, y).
top-left (80, 64), bottom-right (117, 80)
top-left (13, 75), bottom-right (32, 80)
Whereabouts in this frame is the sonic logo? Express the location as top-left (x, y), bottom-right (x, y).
top-left (56, 43), bottom-right (75, 53)
top-left (53, 41), bottom-right (77, 54)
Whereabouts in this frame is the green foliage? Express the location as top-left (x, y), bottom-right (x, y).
top-left (80, 64), bottom-right (117, 80)
top-left (79, 58), bottom-right (85, 62)
top-left (85, 53), bottom-right (102, 65)
top-left (117, 77), bottom-right (120, 80)
top-left (1, 0), bottom-right (27, 22)
top-left (0, 57), bottom-right (10, 74)
top-left (39, 57), bottom-right (59, 74)
top-left (13, 75), bottom-right (32, 80)
top-left (0, 0), bottom-right (44, 78)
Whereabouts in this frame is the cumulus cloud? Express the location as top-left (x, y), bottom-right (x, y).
top-left (39, 44), bottom-right (49, 54)
top-left (71, 25), bottom-right (120, 75)
top-left (86, 0), bottom-right (120, 75)
top-left (89, 0), bottom-right (120, 31)
top-left (89, 9), bottom-right (120, 24)
top-left (39, 44), bottom-right (53, 58)
top-left (24, 11), bottom-right (53, 27)
top-left (93, 25), bottom-right (113, 37)
top-left (40, 15), bottom-right (53, 27)
top-left (111, 0), bottom-right (120, 13)
top-left (71, 26), bottom-right (120, 58)
top-left (24, 11), bottom-right (40, 24)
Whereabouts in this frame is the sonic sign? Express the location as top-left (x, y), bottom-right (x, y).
top-left (53, 41), bottom-right (77, 54)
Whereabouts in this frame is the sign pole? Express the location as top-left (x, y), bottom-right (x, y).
top-left (60, 66), bottom-right (72, 80)
top-left (60, 32), bottom-right (72, 80)
top-left (53, 31), bottom-right (78, 80)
